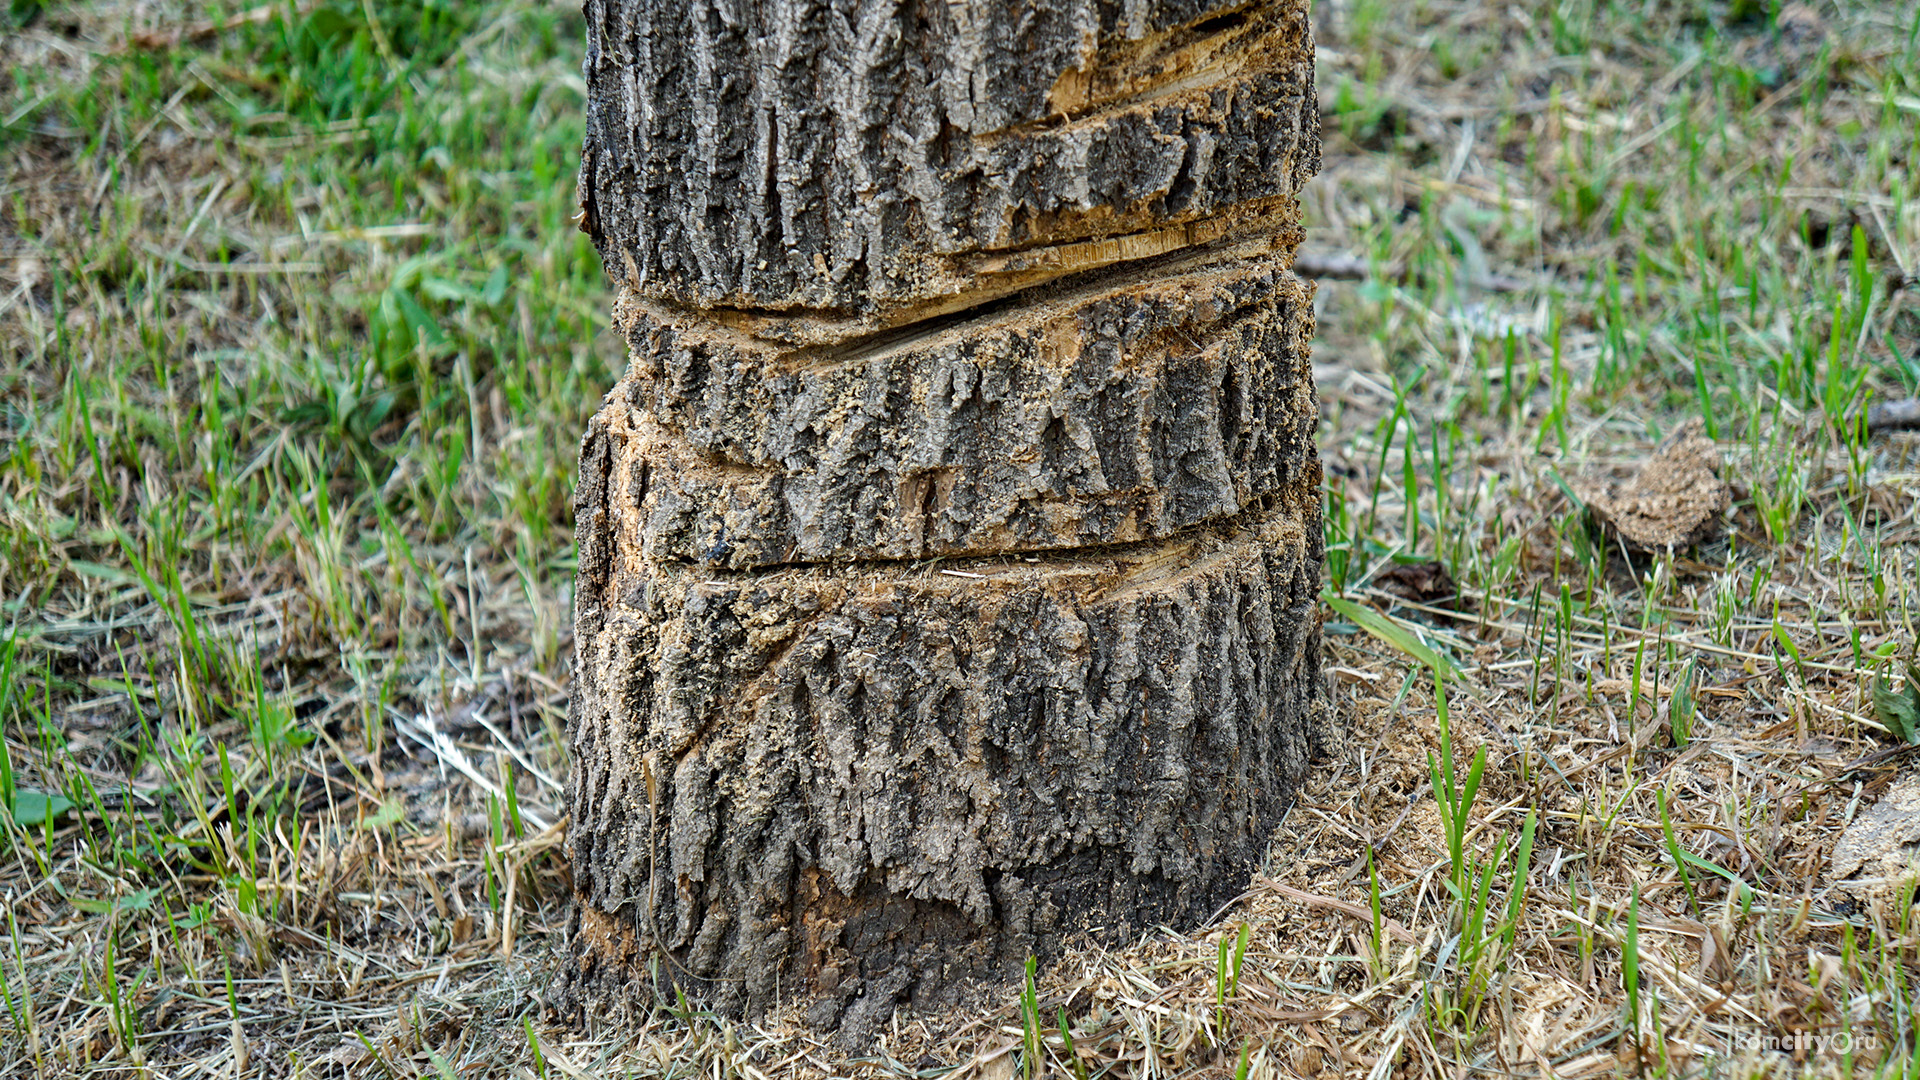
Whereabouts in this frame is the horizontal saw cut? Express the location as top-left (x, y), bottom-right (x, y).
top-left (577, 0), bottom-right (1320, 319)
top-left (607, 253), bottom-right (1317, 567)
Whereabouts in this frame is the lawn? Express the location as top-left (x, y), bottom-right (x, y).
top-left (1, 0), bottom-right (1917, 1076)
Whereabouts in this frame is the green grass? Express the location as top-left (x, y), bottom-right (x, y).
top-left (3, 0), bottom-right (606, 1071)
top-left (1304, 0), bottom-right (1920, 1074)
top-left (3, 0), bottom-right (1920, 1076)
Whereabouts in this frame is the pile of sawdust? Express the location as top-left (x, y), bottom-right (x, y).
top-left (1576, 419), bottom-right (1730, 552)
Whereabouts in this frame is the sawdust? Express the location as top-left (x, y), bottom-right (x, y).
top-left (1829, 771), bottom-right (1920, 885)
top-left (1576, 418), bottom-right (1731, 552)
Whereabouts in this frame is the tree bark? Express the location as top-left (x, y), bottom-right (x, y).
top-left (575, 0), bottom-right (1320, 328)
top-left (558, 0), bottom-right (1327, 1044)
top-left (610, 243), bottom-right (1316, 568)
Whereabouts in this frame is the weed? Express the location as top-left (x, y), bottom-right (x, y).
top-left (1430, 684), bottom-right (1487, 905)
top-left (1871, 656), bottom-right (1920, 744)
top-left (1020, 956), bottom-right (1041, 1080)
top-left (1213, 922), bottom-right (1251, 1041)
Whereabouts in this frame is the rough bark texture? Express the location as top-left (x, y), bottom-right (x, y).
top-left (562, 479), bottom-right (1329, 1039)
top-left (609, 246), bottom-right (1317, 568)
top-left (560, 0), bottom-right (1327, 1044)
top-left (577, 0), bottom-right (1320, 325)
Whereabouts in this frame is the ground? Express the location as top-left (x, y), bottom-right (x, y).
top-left (1, 0), bottom-right (1918, 1077)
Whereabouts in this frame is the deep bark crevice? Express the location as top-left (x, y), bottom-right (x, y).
top-left (578, 0), bottom-right (1320, 318)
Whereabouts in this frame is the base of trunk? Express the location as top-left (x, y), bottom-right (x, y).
top-left (555, 478), bottom-right (1331, 1043)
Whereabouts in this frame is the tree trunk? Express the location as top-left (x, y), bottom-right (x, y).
top-left (557, 0), bottom-right (1327, 1044)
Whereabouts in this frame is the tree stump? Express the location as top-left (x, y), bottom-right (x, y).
top-left (557, 0), bottom-right (1329, 1043)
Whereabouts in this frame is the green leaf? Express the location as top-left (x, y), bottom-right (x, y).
top-left (391, 288), bottom-right (448, 350)
top-left (481, 264), bottom-right (509, 306)
top-left (8, 789), bottom-right (74, 826)
top-left (1672, 847), bottom-right (1754, 904)
top-left (69, 889), bottom-right (155, 915)
top-left (1545, 468), bottom-right (1587, 512)
top-left (1322, 591), bottom-right (1462, 683)
top-left (279, 400), bottom-right (333, 426)
top-left (419, 276), bottom-right (477, 303)
top-left (349, 390), bottom-right (397, 439)
top-left (303, 6), bottom-right (353, 44)
top-left (1871, 669), bottom-right (1920, 744)
top-left (360, 797), bottom-right (406, 832)
top-left (65, 560), bottom-right (138, 585)
top-left (1356, 279), bottom-right (1393, 305)
top-left (170, 902), bottom-right (213, 931)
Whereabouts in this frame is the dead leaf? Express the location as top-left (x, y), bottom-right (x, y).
top-left (1700, 924), bottom-right (1733, 985)
top-left (1375, 560), bottom-right (1461, 605)
top-left (978, 1046), bottom-right (1018, 1080)
top-left (1778, 3), bottom-right (1825, 45)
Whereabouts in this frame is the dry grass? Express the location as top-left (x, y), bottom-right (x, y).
top-left (2, 0), bottom-right (1919, 1076)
